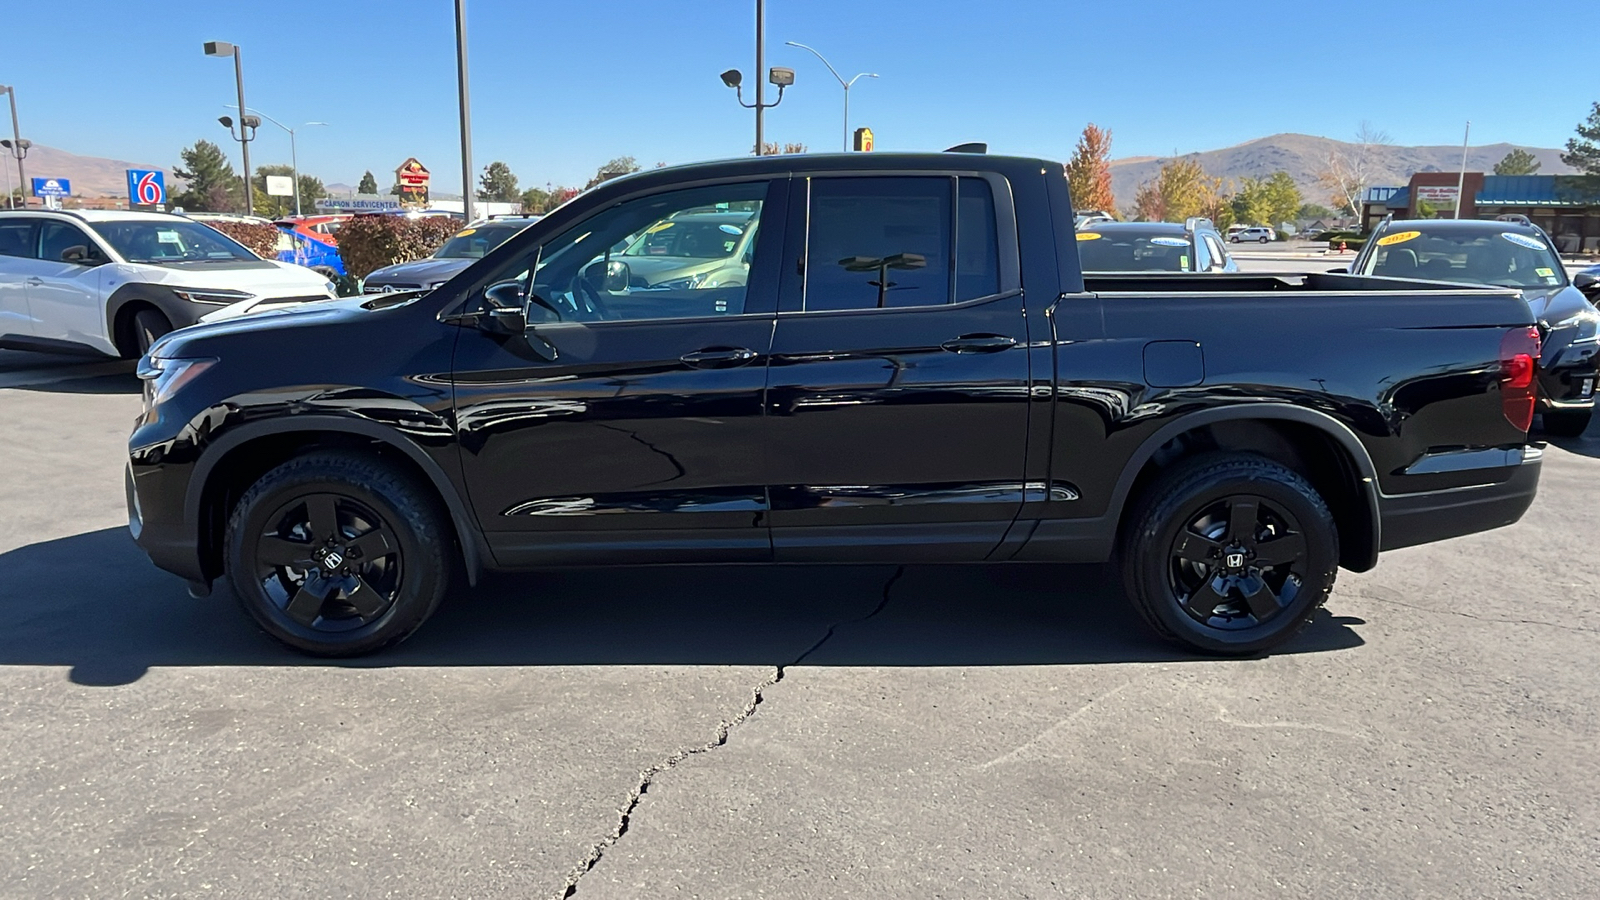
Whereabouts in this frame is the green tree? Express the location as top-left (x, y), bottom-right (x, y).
top-left (1494, 148), bottom-right (1542, 176)
top-left (1136, 157), bottom-right (1225, 222)
top-left (1562, 103), bottom-right (1600, 175)
top-left (1297, 202), bottom-right (1334, 220)
top-left (172, 139), bottom-right (240, 212)
top-left (1231, 171), bottom-right (1301, 228)
top-left (249, 165), bottom-right (327, 217)
top-left (584, 156), bottom-right (641, 190)
top-left (519, 186), bottom-right (551, 215)
top-left (476, 161), bottom-right (520, 202)
top-left (357, 170), bottom-right (379, 194)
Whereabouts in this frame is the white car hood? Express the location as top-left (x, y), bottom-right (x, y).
top-left (114, 258), bottom-right (337, 323)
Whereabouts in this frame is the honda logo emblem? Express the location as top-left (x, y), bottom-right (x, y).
top-left (1224, 552), bottom-right (1244, 568)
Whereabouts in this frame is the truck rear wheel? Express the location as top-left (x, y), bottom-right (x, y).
top-left (225, 451), bottom-right (453, 657)
top-left (1121, 453), bottom-right (1338, 655)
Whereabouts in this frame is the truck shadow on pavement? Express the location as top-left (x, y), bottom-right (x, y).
top-left (2, 528), bottom-right (1365, 686)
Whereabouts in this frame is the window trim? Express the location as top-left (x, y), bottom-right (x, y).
top-left (778, 170), bottom-right (1021, 316)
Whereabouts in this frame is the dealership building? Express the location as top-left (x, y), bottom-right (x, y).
top-left (1363, 172), bottom-right (1600, 253)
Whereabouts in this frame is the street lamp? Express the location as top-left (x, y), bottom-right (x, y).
top-left (225, 105), bottom-right (328, 216)
top-left (203, 41), bottom-right (254, 215)
top-left (785, 42), bottom-right (877, 152)
top-left (718, 0), bottom-right (796, 155)
top-left (455, 0), bottom-right (475, 222)
top-left (0, 85), bottom-right (27, 208)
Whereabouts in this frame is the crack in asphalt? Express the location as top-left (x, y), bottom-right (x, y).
top-left (554, 565), bottom-right (906, 899)
top-left (1356, 592), bottom-right (1600, 635)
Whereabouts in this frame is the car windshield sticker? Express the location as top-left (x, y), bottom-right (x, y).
top-left (1536, 267), bottom-right (1555, 277)
top-left (1502, 232), bottom-right (1546, 251)
top-left (1377, 230), bottom-right (1421, 247)
top-left (157, 229), bottom-right (182, 243)
top-left (1076, 232), bottom-right (1101, 241)
top-left (1180, 255), bottom-right (1189, 268)
top-left (1150, 237), bottom-right (1189, 247)
top-left (646, 222), bottom-right (675, 234)
top-left (455, 228), bottom-right (477, 237)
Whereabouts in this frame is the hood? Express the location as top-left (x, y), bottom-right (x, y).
top-left (121, 258), bottom-right (332, 300)
top-left (622, 255), bottom-right (730, 285)
top-left (364, 257), bottom-right (476, 286)
top-left (156, 294), bottom-right (424, 359)
top-left (1519, 284), bottom-right (1589, 324)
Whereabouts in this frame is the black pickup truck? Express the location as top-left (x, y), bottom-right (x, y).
top-left (127, 152), bottom-right (1543, 657)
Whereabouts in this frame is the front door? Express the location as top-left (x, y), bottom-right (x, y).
top-left (451, 178), bottom-right (786, 567)
top-left (766, 174), bottom-right (1032, 561)
top-left (28, 220), bottom-right (108, 350)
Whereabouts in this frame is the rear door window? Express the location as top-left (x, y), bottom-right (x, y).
top-left (0, 219), bottom-right (39, 258)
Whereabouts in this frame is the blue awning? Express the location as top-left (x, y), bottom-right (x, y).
top-left (1477, 175), bottom-right (1600, 207)
top-left (1385, 187), bottom-right (1409, 209)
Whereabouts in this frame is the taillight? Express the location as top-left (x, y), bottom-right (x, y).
top-left (1500, 326), bottom-right (1541, 432)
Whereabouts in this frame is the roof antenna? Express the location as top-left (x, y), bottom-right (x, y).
top-left (944, 142), bottom-right (987, 154)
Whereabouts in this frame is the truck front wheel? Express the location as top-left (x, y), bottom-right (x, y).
top-left (225, 451), bottom-right (453, 657)
top-left (1121, 454), bottom-right (1338, 655)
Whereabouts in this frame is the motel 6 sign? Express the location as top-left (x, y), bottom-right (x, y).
top-left (126, 169), bottom-right (167, 206)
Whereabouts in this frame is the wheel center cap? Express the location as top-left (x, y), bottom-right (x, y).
top-left (317, 548), bottom-right (346, 570)
top-left (1224, 551), bottom-right (1245, 569)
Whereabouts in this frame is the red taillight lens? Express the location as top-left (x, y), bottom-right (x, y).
top-left (1500, 326), bottom-right (1542, 432)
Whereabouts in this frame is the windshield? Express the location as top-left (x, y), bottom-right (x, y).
top-left (1362, 229), bottom-right (1566, 289)
top-left (90, 220), bottom-right (256, 263)
top-left (1076, 231), bottom-right (1193, 272)
top-left (620, 215), bottom-right (751, 260)
top-left (433, 224), bottom-right (527, 259)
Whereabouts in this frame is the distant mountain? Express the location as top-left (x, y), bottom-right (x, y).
top-left (1108, 133), bottom-right (1576, 211)
top-left (8, 144), bottom-right (167, 198)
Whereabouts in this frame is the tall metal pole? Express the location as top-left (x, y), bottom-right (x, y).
top-left (754, 0), bottom-right (764, 155)
top-left (455, 0), bottom-right (476, 221)
top-left (1454, 121), bottom-right (1471, 220)
top-left (233, 51), bottom-right (253, 216)
top-left (5, 89), bottom-right (26, 207)
top-left (0, 141), bottom-right (11, 209)
top-left (289, 127), bottom-right (301, 216)
top-left (785, 43), bottom-right (877, 152)
top-left (843, 84), bottom-right (850, 151)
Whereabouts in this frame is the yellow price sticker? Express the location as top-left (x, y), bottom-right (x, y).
top-left (1376, 230), bottom-right (1421, 246)
top-left (646, 221), bottom-right (675, 234)
top-left (454, 228), bottom-right (477, 237)
top-left (1077, 232), bottom-right (1102, 241)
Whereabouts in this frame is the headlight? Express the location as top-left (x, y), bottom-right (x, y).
top-left (654, 273), bottom-right (708, 290)
top-left (172, 288), bottom-right (255, 305)
top-left (324, 280), bottom-right (337, 295)
top-left (136, 356), bottom-right (217, 412)
top-left (1555, 313), bottom-right (1600, 344)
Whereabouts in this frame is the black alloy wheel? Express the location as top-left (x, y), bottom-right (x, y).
top-left (1122, 453), bottom-right (1338, 655)
top-left (131, 308), bottom-right (173, 357)
top-left (226, 452), bottom-right (452, 656)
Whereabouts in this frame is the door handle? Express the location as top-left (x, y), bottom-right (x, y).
top-left (940, 334), bottom-right (1017, 354)
top-left (680, 347), bottom-right (759, 368)
top-left (24, 277), bottom-right (43, 286)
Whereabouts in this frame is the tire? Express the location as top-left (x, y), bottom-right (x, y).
top-left (225, 451), bottom-right (453, 656)
top-left (1120, 453), bottom-right (1339, 655)
top-left (1259, 236), bottom-right (1269, 243)
top-left (1542, 407), bottom-right (1593, 438)
top-left (131, 308), bottom-right (172, 357)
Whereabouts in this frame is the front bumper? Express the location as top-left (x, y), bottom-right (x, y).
top-left (126, 459), bottom-right (208, 586)
top-left (1379, 446), bottom-right (1541, 552)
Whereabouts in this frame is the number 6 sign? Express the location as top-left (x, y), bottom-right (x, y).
top-left (126, 169), bottom-right (166, 206)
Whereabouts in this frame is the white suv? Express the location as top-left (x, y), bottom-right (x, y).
top-left (1230, 226), bottom-right (1277, 244)
top-left (0, 209), bottom-right (335, 358)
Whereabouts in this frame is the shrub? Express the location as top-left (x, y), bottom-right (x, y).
top-left (336, 215), bottom-right (461, 280)
top-left (207, 220), bottom-right (280, 259)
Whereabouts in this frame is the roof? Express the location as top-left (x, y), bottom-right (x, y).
top-left (1084, 221), bottom-right (1187, 234)
top-left (0, 208), bottom-right (187, 223)
top-left (1380, 218), bottom-right (1544, 237)
top-left (598, 151), bottom-right (1053, 195)
top-left (1476, 175), bottom-right (1600, 207)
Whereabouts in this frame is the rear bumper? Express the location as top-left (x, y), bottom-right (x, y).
top-left (1378, 447), bottom-right (1541, 552)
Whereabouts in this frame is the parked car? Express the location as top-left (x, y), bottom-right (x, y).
top-left (1349, 218), bottom-right (1600, 436)
top-left (1074, 210), bottom-right (1114, 229)
top-left (362, 217), bottom-right (543, 293)
top-left (1076, 219), bottom-right (1237, 273)
top-left (128, 152), bottom-right (1542, 659)
top-left (1231, 226), bottom-right (1276, 243)
top-left (613, 209), bottom-right (760, 290)
top-left (0, 209), bottom-right (335, 357)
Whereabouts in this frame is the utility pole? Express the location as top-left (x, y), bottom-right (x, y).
top-left (204, 42), bottom-right (254, 215)
top-left (455, 0), bottom-right (476, 221)
top-left (1455, 121), bottom-right (1471, 220)
top-left (1, 86), bottom-right (27, 207)
top-left (754, 0), bottom-right (765, 154)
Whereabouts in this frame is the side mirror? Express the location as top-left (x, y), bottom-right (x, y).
top-left (61, 245), bottom-right (100, 266)
top-left (583, 259), bottom-right (631, 293)
top-left (479, 280), bottom-right (527, 334)
top-left (1575, 271), bottom-right (1599, 293)
top-left (1327, 267), bottom-right (1349, 274)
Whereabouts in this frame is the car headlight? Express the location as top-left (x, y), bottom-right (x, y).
top-left (172, 288), bottom-right (256, 305)
top-left (654, 273), bottom-right (708, 290)
top-left (136, 356), bottom-right (217, 412)
top-left (324, 280), bottom-right (337, 295)
top-left (1554, 313), bottom-right (1600, 344)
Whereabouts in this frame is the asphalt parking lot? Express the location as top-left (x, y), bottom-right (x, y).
top-left (2, 329), bottom-right (1598, 898)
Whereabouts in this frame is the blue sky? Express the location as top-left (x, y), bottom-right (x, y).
top-left (7, 0), bottom-right (1597, 193)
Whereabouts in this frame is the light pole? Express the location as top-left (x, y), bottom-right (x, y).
top-left (455, 0), bottom-right (475, 222)
top-left (204, 41), bottom-right (254, 215)
top-left (785, 42), bottom-right (877, 151)
top-left (0, 85), bottom-right (27, 207)
top-left (226, 105), bottom-right (327, 216)
top-left (0, 139), bottom-right (30, 210)
top-left (719, 1), bottom-right (795, 156)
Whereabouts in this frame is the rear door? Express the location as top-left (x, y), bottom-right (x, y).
top-left (0, 217), bottom-right (39, 339)
top-left (765, 172), bottom-right (1031, 561)
top-left (450, 178), bottom-right (786, 566)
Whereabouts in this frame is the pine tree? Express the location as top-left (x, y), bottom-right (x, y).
top-left (1494, 149), bottom-right (1542, 176)
top-left (476, 161), bottom-right (520, 202)
top-left (1562, 103), bottom-right (1600, 175)
top-left (172, 140), bottom-right (240, 212)
top-left (357, 171), bottom-right (378, 194)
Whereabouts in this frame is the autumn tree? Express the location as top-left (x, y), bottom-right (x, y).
top-left (759, 142), bottom-right (808, 156)
top-left (357, 171), bottom-right (379, 194)
top-left (477, 161), bottom-right (520, 202)
top-left (1494, 149), bottom-right (1542, 176)
top-left (1065, 124), bottom-right (1115, 214)
top-left (1230, 171), bottom-right (1301, 228)
top-left (584, 156), bottom-right (641, 189)
top-left (1318, 122), bottom-right (1393, 219)
top-left (1562, 102), bottom-right (1600, 175)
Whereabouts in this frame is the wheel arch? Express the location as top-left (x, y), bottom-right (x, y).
top-left (1109, 405), bottom-right (1382, 572)
top-left (106, 283), bottom-right (203, 357)
top-left (185, 416), bottom-right (488, 586)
